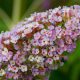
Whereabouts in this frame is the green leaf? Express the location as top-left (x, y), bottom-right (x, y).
top-left (49, 69), bottom-right (68, 80)
top-left (68, 40), bottom-right (80, 64)
top-left (0, 19), bottom-right (9, 32)
top-left (70, 63), bottom-right (80, 80)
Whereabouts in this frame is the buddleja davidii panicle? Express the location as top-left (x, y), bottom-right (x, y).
top-left (0, 5), bottom-right (80, 80)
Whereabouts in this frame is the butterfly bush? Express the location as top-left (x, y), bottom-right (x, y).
top-left (0, 5), bottom-right (80, 80)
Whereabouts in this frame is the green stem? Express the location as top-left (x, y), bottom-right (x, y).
top-left (12, 0), bottom-right (22, 24)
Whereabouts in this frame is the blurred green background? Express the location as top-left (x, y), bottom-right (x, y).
top-left (0, 0), bottom-right (80, 80)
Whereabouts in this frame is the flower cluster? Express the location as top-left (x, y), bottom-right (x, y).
top-left (0, 5), bottom-right (80, 80)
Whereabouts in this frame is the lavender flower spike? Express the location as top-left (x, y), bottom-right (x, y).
top-left (0, 5), bottom-right (80, 80)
